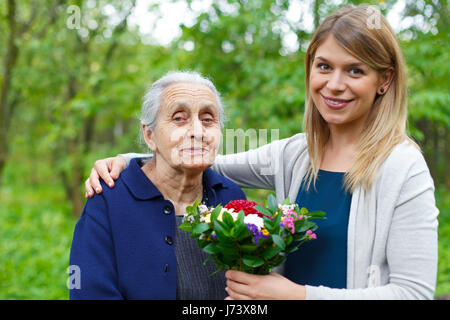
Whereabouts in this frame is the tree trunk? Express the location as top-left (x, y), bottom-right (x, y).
top-left (0, 0), bottom-right (19, 185)
top-left (313, 0), bottom-right (321, 30)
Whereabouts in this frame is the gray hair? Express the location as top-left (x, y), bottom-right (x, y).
top-left (140, 71), bottom-right (225, 132)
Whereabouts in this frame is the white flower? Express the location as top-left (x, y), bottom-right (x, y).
top-left (198, 204), bottom-right (208, 214)
top-left (218, 208), bottom-right (237, 221)
top-left (278, 204), bottom-right (296, 214)
top-left (244, 214), bottom-right (264, 230)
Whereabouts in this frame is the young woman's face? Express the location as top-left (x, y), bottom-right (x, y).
top-left (309, 35), bottom-right (385, 131)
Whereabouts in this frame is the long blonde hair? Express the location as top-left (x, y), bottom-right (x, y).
top-left (303, 4), bottom-right (419, 193)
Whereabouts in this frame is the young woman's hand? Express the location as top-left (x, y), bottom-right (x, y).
top-left (85, 156), bottom-right (127, 198)
top-left (225, 270), bottom-right (306, 300)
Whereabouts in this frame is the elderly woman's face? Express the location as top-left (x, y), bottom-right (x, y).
top-left (144, 82), bottom-right (222, 172)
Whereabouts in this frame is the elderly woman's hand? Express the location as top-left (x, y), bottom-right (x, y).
top-left (85, 155), bottom-right (127, 198)
top-left (225, 270), bottom-right (306, 300)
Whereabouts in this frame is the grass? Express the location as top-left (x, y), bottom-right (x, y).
top-left (0, 181), bottom-right (448, 299)
top-left (0, 183), bottom-right (76, 299)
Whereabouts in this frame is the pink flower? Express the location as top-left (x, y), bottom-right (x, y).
top-left (286, 210), bottom-right (298, 218)
top-left (306, 230), bottom-right (317, 240)
top-left (282, 216), bottom-right (296, 234)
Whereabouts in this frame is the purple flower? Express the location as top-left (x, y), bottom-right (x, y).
top-left (254, 231), bottom-right (269, 245)
top-left (246, 223), bottom-right (269, 245)
top-left (247, 223), bottom-right (258, 234)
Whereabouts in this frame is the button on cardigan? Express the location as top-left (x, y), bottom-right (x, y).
top-left (69, 158), bottom-right (246, 300)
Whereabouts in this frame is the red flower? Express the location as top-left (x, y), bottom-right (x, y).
top-left (224, 200), bottom-right (264, 217)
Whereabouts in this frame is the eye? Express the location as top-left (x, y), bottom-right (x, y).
top-left (200, 113), bottom-right (215, 124)
top-left (172, 111), bottom-right (188, 123)
top-left (317, 63), bottom-right (331, 71)
top-left (349, 68), bottom-right (364, 76)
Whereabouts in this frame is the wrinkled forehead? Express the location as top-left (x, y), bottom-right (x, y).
top-left (161, 82), bottom-right (219, 110)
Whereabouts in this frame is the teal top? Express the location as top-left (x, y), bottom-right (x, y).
top-left (284, 169), bottom-right (352, 289)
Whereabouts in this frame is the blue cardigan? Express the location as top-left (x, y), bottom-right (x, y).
top-left (69, 158), bottom-right (246, 300)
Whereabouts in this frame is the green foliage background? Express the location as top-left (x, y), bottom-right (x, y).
top-left (0, 0), bottom-right (448, 299)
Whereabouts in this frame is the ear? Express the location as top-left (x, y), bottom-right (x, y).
top-left (142, 124), bottom-right (157, 153)
top-left (377, 67), bottom-right (395, 95)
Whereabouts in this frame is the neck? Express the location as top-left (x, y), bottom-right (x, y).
top-left (321, 121), bottom-right (363, 172)
top-left (142, 157), bottom-right (203, 205)
top-left (327, 119), bottom-right (364, 151)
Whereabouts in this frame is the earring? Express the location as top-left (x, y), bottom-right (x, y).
top-left (380, 88), bottom-right (384, 93)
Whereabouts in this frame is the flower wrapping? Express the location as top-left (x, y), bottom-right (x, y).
top-left (179, 194), bottom-right (326, 275)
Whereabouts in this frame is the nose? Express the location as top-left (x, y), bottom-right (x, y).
top-left (188, 117), bottom-right (205, 142)
top-left (326, 70), bottom-right (346, 92)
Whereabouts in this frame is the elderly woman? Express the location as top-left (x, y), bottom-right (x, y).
top-left (69, 71), bottom-right (245, 299)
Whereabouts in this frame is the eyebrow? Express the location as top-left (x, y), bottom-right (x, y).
top-left (315, 56), bottom-right (365, 67)
top-left (169, 102), bottom-right (218, 113)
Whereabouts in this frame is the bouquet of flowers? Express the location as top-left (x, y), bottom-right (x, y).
top-left (179, 194), bottom-right (325, 275)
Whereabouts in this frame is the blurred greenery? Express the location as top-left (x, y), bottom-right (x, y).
top-left (0, 0), bottom-right (448, 299)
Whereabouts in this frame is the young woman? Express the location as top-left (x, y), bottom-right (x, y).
top-left (84, 5), bottom-right (438, 299)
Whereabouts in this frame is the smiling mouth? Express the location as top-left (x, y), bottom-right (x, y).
top-left (321, 94), bottom-right (354, 109)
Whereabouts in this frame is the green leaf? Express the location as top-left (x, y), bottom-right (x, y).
top-left (198, 239), bottom-right (209, 248)
top-left (254, 205), bottom-right (274, 217)
top-left (273, 210), bottom-right (282, 227)
top-left (272, 234), bottom-right (286, 250)
top-left (234, 223), bottom-right (249, 239)
top-left (267, 194), bottom-right (278, 212)
top-left (297, 221), bottom-right (316, 233)
top-left (222, 211), bottom-right (235, 228)
top-left (237, 210), bottom-right (245, 224)
top-left (203, 254), bottom-right (214, 265)
top-left (243, 255), bottom-right (265, 268)
top-left (211, 205), bottom-right (222, 221)
top-left (178, 222), bottom-right (193, 232)
top-left (185, 205), bottom-right (194, 215)
top-left (264, 217), bottom-right (275, 233)
top-left (300, 207), bottom-right (309, 216)
top-left (240, 244), bottom-right (258, 253)
top-left (213, 220), bottom-right (231, 239)
top-left (193, 223), bottom-right (210, 234)
top-left (262, 246), bottom-right (281, 259)
top-left (216, 243), bottom-right (238, 256)
top-left (203, 243), bottom-right (218, 254)
top-left (309, 210), bottom-right (326, 219)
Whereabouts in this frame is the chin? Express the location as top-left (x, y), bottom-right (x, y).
top-left (179, 156), bottom-right (214, 172)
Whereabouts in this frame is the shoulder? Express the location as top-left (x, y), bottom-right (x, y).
top-left (81, 168), bottom-right (135, 227)
top-left (270, 132), bottom-right (307, 151)
top-left (205, 168), bottom-right (246, 200)
top-left (373, 139), bottom-right (435, 203)
top-left (379, 139), bottom-right (429, 178)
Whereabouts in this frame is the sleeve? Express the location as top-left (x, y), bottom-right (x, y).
top-left (305, 157), bottom-right (439, 300)
top-left (69, 196), bottom-right (124, 300)
top-left (119, 153), bottom-right (151, 166)
top-left (119, 149), bottom-right (276, 190)
top-left (119, 136), bottom-right (292, 191)
top-left (212, 138), bottom-right (288, 190)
